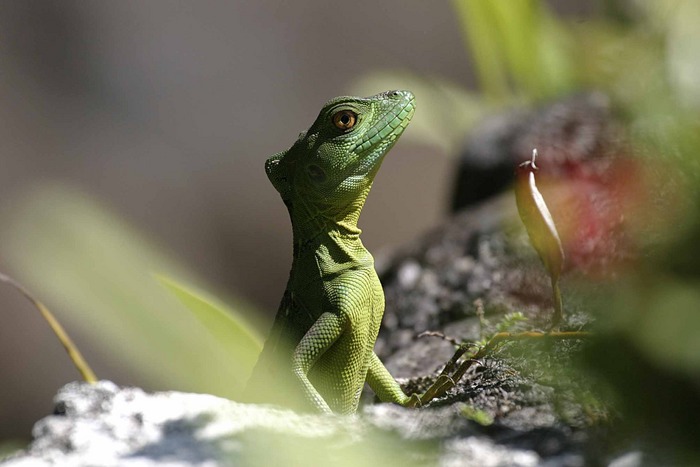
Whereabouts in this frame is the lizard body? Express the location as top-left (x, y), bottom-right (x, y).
top-left (245, 91), bottom-right (420, 414)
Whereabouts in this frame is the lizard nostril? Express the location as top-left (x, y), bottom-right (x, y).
top-left (389, 90), bottom-right (399, 98)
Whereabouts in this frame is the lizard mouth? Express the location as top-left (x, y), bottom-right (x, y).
top-left (353, 90), bottom-right (415, 174)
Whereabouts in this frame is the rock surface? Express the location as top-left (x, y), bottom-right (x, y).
top-left (3, 381), bottom-right (555, 467)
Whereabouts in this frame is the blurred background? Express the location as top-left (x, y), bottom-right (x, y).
top-left (1, 0), bottom-right (698, 455)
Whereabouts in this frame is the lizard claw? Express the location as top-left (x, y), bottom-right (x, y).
top-left (405, 393), bottom-right (422, 408)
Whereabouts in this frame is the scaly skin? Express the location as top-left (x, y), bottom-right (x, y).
top-left (245, 90), bottom-right (422, 414)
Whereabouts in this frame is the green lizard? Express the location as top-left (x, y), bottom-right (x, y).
top-left (245, 90), bottom-right (458, 414)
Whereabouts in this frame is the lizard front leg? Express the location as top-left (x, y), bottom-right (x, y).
top-left (292, 312), bottom-right (343, 414)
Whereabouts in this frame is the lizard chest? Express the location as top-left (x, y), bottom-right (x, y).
top-left (306, 269), bottom-right (384, 413)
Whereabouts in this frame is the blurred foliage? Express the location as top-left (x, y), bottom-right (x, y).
top-left (459, 403), bottom-right (494, 426)
top-left (0, 185), bottom-right (263, 397)
top-left (238, 425), bottom-right (438, 467)
top-left (600, 275), bottom-right (700, 372)
top-left (452, 0), bottom-right (576, 101)
top-left (355, 0), bottom-right (700, 459)
top-left (0, 440), bottom-right (26, 462)
top-left (156, 275), bottom-right (262, 380)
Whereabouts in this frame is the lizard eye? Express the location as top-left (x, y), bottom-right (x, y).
top-left (307, 164), bottom-right (327, 183)
top-left (332, 110), bottom-right (357, 131)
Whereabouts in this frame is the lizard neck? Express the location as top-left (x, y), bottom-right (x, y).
top-left (287, 190), bottom-right (374, 276)
top-left (288, 186), bottom-right (370, 250)
top-left (291, 210), bottom-right (362, 245)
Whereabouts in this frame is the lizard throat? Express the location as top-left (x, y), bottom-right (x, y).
top-left (291, 205), bottom-right (364, 246)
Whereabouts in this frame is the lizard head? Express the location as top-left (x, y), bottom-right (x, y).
top-left (265, 90), bottom-right (415, 219)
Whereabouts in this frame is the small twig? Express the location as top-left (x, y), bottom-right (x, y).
top-left (416, 330), bottom-right (460, 346)
top-left (0, 271), bottom-right (97, 383)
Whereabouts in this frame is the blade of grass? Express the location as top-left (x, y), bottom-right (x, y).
top-left (0, 271), bottom-right (97, 383)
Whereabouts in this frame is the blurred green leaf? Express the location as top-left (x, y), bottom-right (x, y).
top-left (0, 185), bottom-right (263, 397)
top-left (240, 425), bottom-right (437, 467)
top-left (452, 0), bottom-right (576, 101)
top-left (155, 274), bottom-right (262, 381)
top-left (605, 275), bottom-right (700, 373)
top-left (0, 439), bottom-right (26, 461)
top-left (664, 1), bottom-right (700, 110)
top-left (453, 0), bottom-right (510, 101)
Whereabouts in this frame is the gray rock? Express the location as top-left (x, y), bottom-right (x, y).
top-left (3, 381), bottom-right (551, 467)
